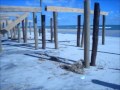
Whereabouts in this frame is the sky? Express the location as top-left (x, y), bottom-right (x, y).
top-left (0, 0), bottom-right (120, 25)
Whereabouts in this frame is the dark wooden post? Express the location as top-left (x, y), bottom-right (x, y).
top-left (22, 20), bottom-right (25, 42)
top-left (13, 27), bottom-right (16, 39)
top-left (24, 17), bottom-right (28, 43)
top-left (0, 34), bottom-right (2, 53)
top-left (41, 15), bottom-right (46, 49)
top-left (2, 22), bottom-right (5, 37)
top-left (84, 0), bottom-right (90, 68)
top-left (90, 3), bottom-right (100, 66)
top-left (33, 12), bottom-right (38, 50)
top-left (77, 15), bottom-right (81, 47)
top-left (102, 15), bottom-right (105, 45)
top-left (53, 12), bottom-right (58, 49)
top-left (50, 18), bottom-right (53, 42)
top-left (6, 20), bottom-right (9, 38)
top-left (10, 30), bottom-right (13, 39)
top-left (2, 22), bottom-right (5, 28)
top-left (0, 21), bottom-right (2, 30)
top-left (18, 23), bottom-right (21, 43)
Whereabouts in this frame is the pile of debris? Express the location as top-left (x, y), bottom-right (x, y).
top-left (60, 60), bottom-right (84, 74)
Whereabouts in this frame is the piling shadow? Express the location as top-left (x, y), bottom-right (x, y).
top-left (2, 43), bottom-right (35, 50)
top-left (92, 79), bottom-right (120, 90)
top-left (24, 52), bottom-right (76, 65)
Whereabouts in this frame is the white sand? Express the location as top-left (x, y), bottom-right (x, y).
top-left (0, 32), bottom-right (120, 90)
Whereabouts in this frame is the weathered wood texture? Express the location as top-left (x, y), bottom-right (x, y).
top-left (22, 20), bottom-right (25, 42)
top-left (53, 12), bottom-right (58, 49)
top-left (3, 13), bottom-right (29, 31)
top-left (46, 6), bottom-right (108, 15)
top-left (102, 15), bottom-right (105, 45)
top-left (0, 34), bottom-right (2, 52)
top-left (18, 23), bottom-right (21, 43)
top-left (84, 0), bottom-right (90, 68)
top-left (33, 12), bottom-right (38, 50)
top-left (50, 18), bottom-right (53, 42)
top-left (0, 6), bottom-right (41, 12)
top-left (41, 15), bottom-right (46, 49)
top-left (6, 20), bottom-right (10, 38)
top-left (13, 27), bottom-right (16, 39)
top-left (0, 14), bottom-right (20, 17)
top-left (91, 3), bottom-right (100, 66)
top-left (24, 17), bottom-right (28, 43)
top-left (0, 21), bottom-right (2, 30)
top-left (77, 15), bottom-right (81, 47)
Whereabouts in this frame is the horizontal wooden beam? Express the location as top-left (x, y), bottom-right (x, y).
top-left (0, 6), bottom-right (41, 12)
top-left (0, 14), bottom-right (20, 17)
top-left (4, 13), bottom-right (29, 31)
top-left (45, 6), bottom-right (108, 15)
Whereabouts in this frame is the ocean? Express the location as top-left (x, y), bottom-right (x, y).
top-left (44, 25), bottom-right (120, 30)
top-left (37, 25), bottom-right (120, 37)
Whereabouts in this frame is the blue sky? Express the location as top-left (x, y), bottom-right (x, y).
top-left (0, 0), bottom-right (120, 25)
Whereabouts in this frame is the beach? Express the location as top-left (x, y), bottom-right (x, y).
top-left (49, 29), bottom-right (120, 37)
top-left (0, 31), bottom-right (120, 90)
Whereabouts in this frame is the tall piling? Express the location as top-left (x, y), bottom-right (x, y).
top-left (18, 23), bottom-right (21, 43)
top-left (50, 18), bottom-right (53, 42)
top-left (33, 12), bottom-right (38, 50)
top-left (0, 34), bottom-right (2, 53)
top-left (77, 15), bottom-right (81, 47)
top-left (53, 12), bottom-right (58, 49)
top-left (22, 20), bottom-right (25, 42)
top-left (24, 17), bottom-right (28, 43)
top-left (90, 3), bottom-right (100, 66)
top-left (102, 15), bottom-right (105, 45)
top-left (41, 15), bottom-right (46, 49)
top-left (84, 0), bottom-right (90, 68)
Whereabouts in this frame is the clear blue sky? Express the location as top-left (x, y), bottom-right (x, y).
top-left (0, 0), bottom-right (120, 25)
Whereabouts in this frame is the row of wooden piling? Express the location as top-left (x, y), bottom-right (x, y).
top-left (0, 1), bottom-right (106, 68)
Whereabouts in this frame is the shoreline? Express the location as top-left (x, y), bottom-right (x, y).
top-left (46, 29), bottom-right (120, 37)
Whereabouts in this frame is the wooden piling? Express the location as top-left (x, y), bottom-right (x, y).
top-left (90, 3), bottom-right (100, 66)
top-left (22, 20), bottom-right (25, 42)
top-left (84, 0), bottom-right (90, 68)
top-left (39, 0), bottom-right (42, 36)
top-left (6, 20), bottom-right (9, 38)
top-left (50, 18), bottom-right (53, 42)
top-left (53, 12), bottom-right (58, 49)
top-left (0, 21), bottom-right (2, 30)
top-left (2, 22), bottom-right (5, 37)
top-left (13, 27), bottom-right (16, 39)
top-left (41, 15), bottom-right (46, 49)
top-left (0, 34), bottom-right (2, 53)
top-left (24, 17), bottom-right (28, 43)
top-left (33, 12), bottom-right (38, 50)
top-left (77, 15), bottom-right (81, 47)
top-left (18, 23), bottom-right (21, 43)
top-left (102, 15), bottom-right (105, 45)
top-left (10, 30), bottom-right (13, 39)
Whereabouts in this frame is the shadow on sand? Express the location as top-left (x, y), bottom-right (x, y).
top-left (92, 79), bottom-right (120, 90)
